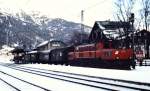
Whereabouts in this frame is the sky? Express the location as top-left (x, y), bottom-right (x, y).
top-left (0, 0), bottom-right (114, 26)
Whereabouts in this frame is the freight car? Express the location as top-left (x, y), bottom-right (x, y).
top-left (22, 46), bottom-right (73, 65)
top-left (24, 51), bottom-right (39, 64)
top-left (50, 46), bottom-right (74, 65)
top-left (38, 50), bottom-right (51, 64)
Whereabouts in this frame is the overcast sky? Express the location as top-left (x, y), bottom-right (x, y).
top-left (0, 0), bottom-right (114, 26)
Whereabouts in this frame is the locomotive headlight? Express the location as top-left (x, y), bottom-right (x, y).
top-left (59, 52), bottom-right (62, 56)
top-left (116, 57), bottom-right (119, 59)
top-left (115, 51), bottom-right (119, 55)
top-left (129, 56), bottom-right (132, 59)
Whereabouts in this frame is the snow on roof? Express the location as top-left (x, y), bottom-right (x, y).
top-left (39, 49), bottom-right (53, 53)
top-left (49, 38), bottom-right (55, 42)
top-left (28, 51), bottom-right (38, 54)
top-left (37, 41), bottom-right (49, 47)
top-left (93, 21), bottom-right (132, 39)
top-left (96, 21), bottom-right (131, 29)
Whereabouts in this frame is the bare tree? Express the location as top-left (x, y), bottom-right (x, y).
top-left (115, 0), bottom-right (150, 30)
top-left (139, 0), bottom-right (150, 30)
top-left (140, 0), bottom-right (150, 58)
top-left (69, 31), bottom-right (89, 45)
top-left (114, 0), bottom-right (136, 22)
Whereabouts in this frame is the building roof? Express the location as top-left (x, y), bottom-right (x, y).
top-left (39, 49), bottom-right (52, 53)
top-left (136, 29), bottom-right (150, 35)
top-left (96, 21), bottom-right (131, 29)
top-left (28, 50), bottom-right (38, 54)
top-left (37, 41), bottom-right (49, 48)
top-left (37, 39), bottom-right (67, 48)
top-left (11, 48), bottom-right (25, 53)
top-left (89, 21), bottom-right (132, 42)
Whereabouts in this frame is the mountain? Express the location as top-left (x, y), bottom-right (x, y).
top-left (0, 11), bottom-right (91, 49)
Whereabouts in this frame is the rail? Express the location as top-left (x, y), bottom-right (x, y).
top-left (0, 67), bottom-right (51, 91)
top-left (1, 63), bottom-right (150, 91)
top-left (0, 77), bottom-right (21, 91)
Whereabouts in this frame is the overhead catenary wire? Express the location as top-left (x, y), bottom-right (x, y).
top-left (83, 0), bottom-right (109, 12)
top-left (62, 0), bottom-right (110, 24)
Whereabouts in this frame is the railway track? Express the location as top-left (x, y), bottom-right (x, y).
top-left (0, 68), bottom-right (51, 91)
top-left (1, 63), bottom-right (150, 91)
top-left (0, 77), bottom-right (20, 91)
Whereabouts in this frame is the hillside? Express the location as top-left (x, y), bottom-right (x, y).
top-left (0, 11), bottom-right (91, 49)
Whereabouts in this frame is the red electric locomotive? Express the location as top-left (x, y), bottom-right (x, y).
top-left (68, 21), bottom-right (135, 69)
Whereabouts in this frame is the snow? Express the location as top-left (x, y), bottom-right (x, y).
top-left (0, 72), bottom-right (44, 91)
top-left (0, 55), bottom-right (13, 63)
top-left (0, 79), bottom-right (16, 91)
top-left (0, 65), bottom-right (102, 91)
top-left (0, 55), bottom-right (150, 90)
top-left (37, 41), bottom-right (49, 48)
top-left (0, 45), bottom-right (14, 54)
top-left (28, 51), bottom-right (38, 54)
top-left (0, 46), bottom-right (14, 63)
top-left (23, 64), bottom-right (150, 84)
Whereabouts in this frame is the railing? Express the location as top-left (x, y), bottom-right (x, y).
top-left (136, 59), bottom-right (150, 66)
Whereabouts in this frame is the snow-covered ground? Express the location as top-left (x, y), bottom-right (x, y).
top-left (0, 54), bottom-right (150, 90)
top-left (1, 54), bottom-right (150, 84)
top-left (0, 55), bottom-right (103, 91)
top-left (0, 45), bottom-right (14, 63)
top-left (23, 64), bottom-right (150, 84)
top-left (0, 55), bottom-right (14, 63)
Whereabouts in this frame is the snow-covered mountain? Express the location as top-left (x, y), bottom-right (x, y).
top-left (0, 11), bottom-right (91, 49)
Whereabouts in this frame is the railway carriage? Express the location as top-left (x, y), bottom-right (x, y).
top-left (25, 51), bottom-right (39, 63)
top-left (50, 46), bottom-right (74, 65)
top-left (38, 50), bottom-right (51, 64)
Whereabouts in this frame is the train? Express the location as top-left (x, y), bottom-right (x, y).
top-left (11, 21), bottom-right (136, 70)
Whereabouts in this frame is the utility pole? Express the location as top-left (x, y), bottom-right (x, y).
top-left (145, 9), bottom-right (148, 31)
top-left (81, 10), bottom-right (84, 43)
top-left (5, 28), bottom-right (9, 46)
top-left (5, 16), bottom-right (9, 46)
top-left (129, 13), bottom-right (135, 69)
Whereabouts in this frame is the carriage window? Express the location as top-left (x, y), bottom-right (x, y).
top-left (52, 43), bottom-right (60, 47)
top-left (104, 51), bottom-right (112, 56)
top-left (89, 46), bottom-right (95, 50)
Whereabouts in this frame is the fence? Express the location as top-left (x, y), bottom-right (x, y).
top-left (136, 59), bottom-right (150, 66)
